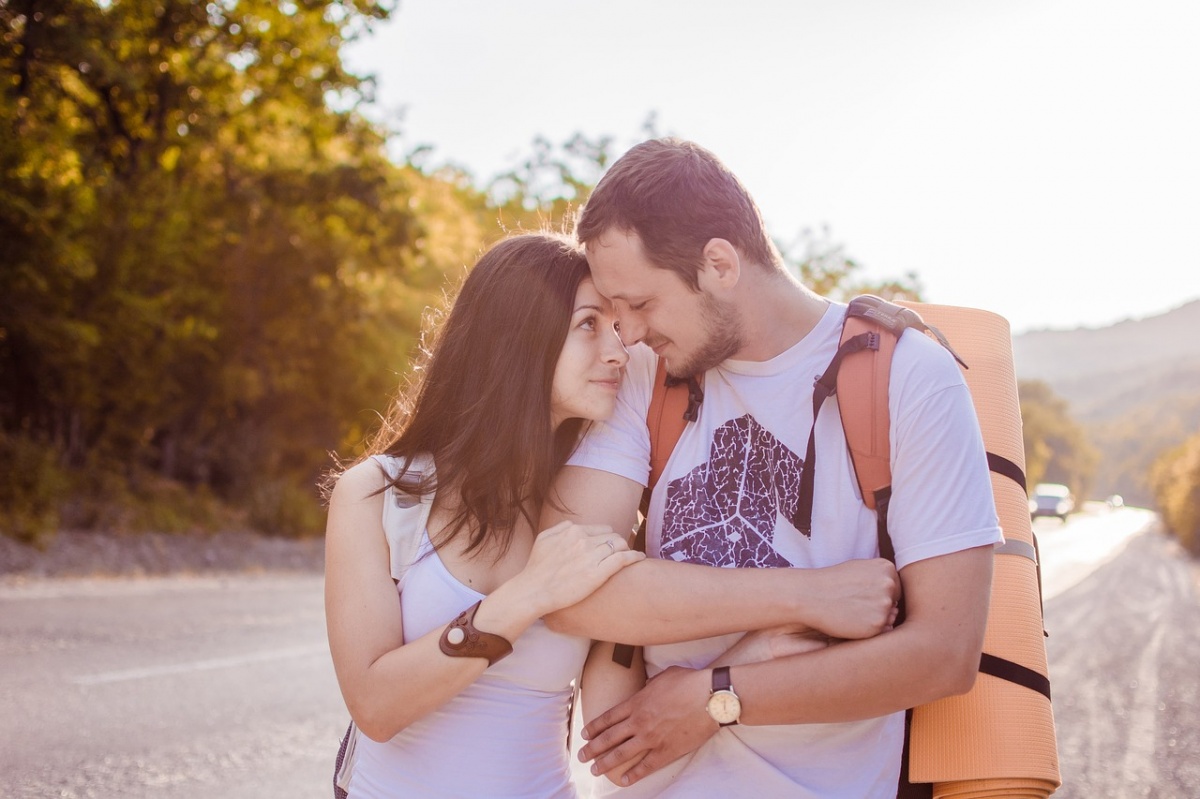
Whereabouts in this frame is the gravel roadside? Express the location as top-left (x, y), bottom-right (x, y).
top-left (0, 529), bottom-right (325, 583)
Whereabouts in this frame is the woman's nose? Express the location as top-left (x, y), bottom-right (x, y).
top-left (605, 324), bottom-right (630, 365)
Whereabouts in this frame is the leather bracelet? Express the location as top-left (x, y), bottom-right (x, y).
top-left (438, 600), bottom-right (514, 666)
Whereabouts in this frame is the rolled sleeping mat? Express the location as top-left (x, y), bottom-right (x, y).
top-left (898, 302), bottom-right (1061, 798)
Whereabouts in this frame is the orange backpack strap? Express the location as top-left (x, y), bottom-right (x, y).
top-left (646, 358), bottom-right (698, 489)
top-left (794, 296), bottom-right (965, 548)
top-left (837, 303), bottom-right (900, 512)
top-left (612, 358), bottom-right (702, 668)
top-left (640, 358), bottom-right (704, 533)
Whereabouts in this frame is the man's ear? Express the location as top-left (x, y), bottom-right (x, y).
top-left (699, 238), bottom-right (740, 291)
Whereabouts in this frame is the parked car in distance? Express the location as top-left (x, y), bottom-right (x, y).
top-left (1030, 483), bottom-right (1075, 520)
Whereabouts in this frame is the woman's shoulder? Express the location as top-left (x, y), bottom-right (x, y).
top-left (329, 458), bottom-right (390, 508)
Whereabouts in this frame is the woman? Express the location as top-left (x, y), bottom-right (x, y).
top-left (325, 232), bottom-right (643, 798)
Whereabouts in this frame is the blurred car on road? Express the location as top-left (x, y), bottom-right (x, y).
top-left (1030, 482), bottom-right (1075, 520)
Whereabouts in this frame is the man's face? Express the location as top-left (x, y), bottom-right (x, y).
top-left (585, 229), bottom-right (742, 377)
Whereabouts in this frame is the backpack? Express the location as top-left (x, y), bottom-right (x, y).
top-left (623, 296), bottom-right (1061, 798)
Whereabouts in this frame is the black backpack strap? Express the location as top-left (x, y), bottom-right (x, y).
top-left (794, 330), bottom-right (880, 535)
top-left (611, 484), bottom-right (654, 669)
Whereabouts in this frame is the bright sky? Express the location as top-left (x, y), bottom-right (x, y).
top-left (344, 0), bottom-right (1200, 335)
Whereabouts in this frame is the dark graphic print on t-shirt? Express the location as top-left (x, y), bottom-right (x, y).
top-left (659, 414), bottom-right (808, 568)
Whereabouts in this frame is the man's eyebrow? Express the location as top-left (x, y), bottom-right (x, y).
top-left (605, 292), bottom-right (630, 302)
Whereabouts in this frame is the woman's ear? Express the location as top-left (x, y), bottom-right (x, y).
top-left (698, 238), bottom-right (741, 291)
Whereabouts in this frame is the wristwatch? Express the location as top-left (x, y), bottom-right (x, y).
top-left (705, 666), bottom-right (741, 726)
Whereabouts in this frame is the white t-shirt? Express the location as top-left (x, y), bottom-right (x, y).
top-left (569, 301), bottom-right (1002, 798)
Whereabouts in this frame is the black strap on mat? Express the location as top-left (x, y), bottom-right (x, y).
top-left (896, 708), bottom-right (934, 799)
top-left (980, 652), bottom-right (1052, 701)
top-left (986, 452), bottom-right (1026, 491)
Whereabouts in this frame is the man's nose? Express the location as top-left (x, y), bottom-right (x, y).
top-left (615, 310), bottom-right (645, 346)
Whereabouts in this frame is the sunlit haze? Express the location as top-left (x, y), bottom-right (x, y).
top-left (345, 0), bottom-right (1200, 334)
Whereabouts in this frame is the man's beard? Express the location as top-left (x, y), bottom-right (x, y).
top-left (665, 292), bottom-right (744, 378)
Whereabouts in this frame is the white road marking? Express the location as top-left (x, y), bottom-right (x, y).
top-left (73, 643), bottom-right (328, 685)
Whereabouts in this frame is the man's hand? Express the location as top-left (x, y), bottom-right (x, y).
top-left (579, 665), bottom-right (716, 787)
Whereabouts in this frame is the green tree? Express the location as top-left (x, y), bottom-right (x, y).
top-left (1019, 379), bottom-right (1099, 499)
top-left (1, 0), bottom-right (492, 539)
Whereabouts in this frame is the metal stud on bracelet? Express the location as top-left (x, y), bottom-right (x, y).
top-left (438, 600), bottom-right (514, 666)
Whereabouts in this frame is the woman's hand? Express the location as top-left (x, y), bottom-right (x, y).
top-left (511, 521), bottom-right (645, 616)
top-left (799, 558), bottom-right (901, 640)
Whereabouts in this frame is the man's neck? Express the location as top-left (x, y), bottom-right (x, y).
top-left (730, 271), bottom-right (830, 362)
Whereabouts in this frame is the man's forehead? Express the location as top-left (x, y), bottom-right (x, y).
top-left (588, 268), bottom-right (627, 302)
top-left (583, 229), bottom-right (643, 298)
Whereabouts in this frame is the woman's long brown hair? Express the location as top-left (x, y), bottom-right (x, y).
top-left (362, 232), bottom-right (591, 559)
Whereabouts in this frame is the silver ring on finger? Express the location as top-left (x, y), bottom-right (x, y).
top-left (605, 540), bottom-right (615, 556)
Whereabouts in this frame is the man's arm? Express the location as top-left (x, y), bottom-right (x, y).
top-left (542, 465), bottom-right (900, 644)
top-left (733, 544), bottom-right (991, 720)
top-left (579, 544), bottom-right (992, 785)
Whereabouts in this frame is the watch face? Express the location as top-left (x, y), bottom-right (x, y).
top-left (706, 690), bottom-right (741, 724)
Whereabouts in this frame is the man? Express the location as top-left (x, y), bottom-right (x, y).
top-left (543, 138), bottom-right (1001, 797)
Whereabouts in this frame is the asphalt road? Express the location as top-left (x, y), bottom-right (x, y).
top-left (1, 507), bottom-right (1196, 798)
top-left (0, 575), bottom-right (347, 799)
top-left (1042, 519), bottom-right (1200, 797)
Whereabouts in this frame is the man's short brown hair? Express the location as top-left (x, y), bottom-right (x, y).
top-left (575, 138), bottom-right (783, 289)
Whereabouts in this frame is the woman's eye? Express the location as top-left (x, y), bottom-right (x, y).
top-left (579, 316), bottom-right (596, 331)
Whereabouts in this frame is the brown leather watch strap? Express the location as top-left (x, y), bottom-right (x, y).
top-left (438, 600), bottom-right (514, 666)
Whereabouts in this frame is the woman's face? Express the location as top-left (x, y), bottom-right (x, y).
top-left (550, 278), bottom-right (629, 429)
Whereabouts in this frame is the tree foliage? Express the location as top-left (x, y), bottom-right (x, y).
top-left (1087, 390), bottom-right (1200, 508)
top-left (779, 226), bottom-right (923, 302)
top-left (1018, 379), bottom-right (1099, 499)
top-left (1, 0), bottom-right (490, 540)
top-left (1150, 431), bottom-right (1200, 555)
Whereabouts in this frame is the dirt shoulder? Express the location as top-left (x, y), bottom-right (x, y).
top-left (0, 529), bottom-right (325, 582)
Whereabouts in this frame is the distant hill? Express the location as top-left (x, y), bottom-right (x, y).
top-left (1011, 299), bottom-right (1200, 506)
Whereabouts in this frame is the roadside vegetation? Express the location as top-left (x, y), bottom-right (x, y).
top-left (1019, 379), bottom-right (1098, 505)
top-left (1151, 432), bottom-right (1200, 555)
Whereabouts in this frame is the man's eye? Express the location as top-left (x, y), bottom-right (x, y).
top-left (629, 301), bottom-right (648, 312)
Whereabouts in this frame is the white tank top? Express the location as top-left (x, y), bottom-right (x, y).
top-left (348, 529), bottom-right (591, 798)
